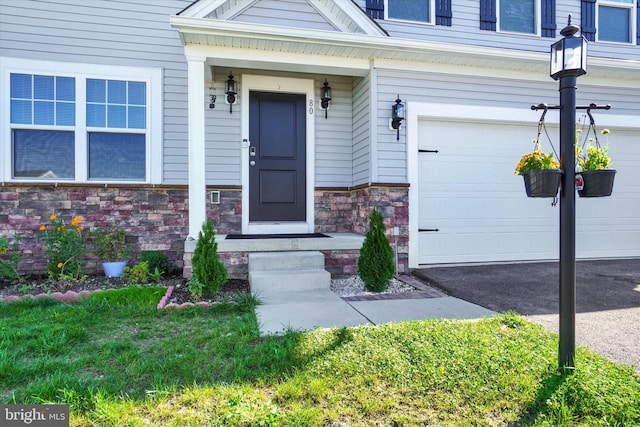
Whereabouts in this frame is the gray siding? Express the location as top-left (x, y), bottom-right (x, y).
top-left (374, 68), bottom-right (640, 183)
top-left (352, 75), bottom-right (371, 185)
top-left (315, 76), bottom-right (354, 187)
top-left (361, 0), bottom-right (638, 61)
top-left (232, 0), bottom-right (338, 31)
top-left (0, 0), bottom-right (192, 185)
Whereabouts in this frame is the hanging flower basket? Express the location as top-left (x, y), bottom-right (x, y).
top-left (577, 169), bottom-right (616, 198)
top-left (523, 169), bottom-right (563, 198)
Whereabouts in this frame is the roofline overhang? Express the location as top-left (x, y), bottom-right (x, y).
top-left (170, 16), bottom-right (640, 82)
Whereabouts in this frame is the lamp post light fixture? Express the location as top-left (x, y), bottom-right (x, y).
top-left (552, 15), bottom-right (587, 374)
top-left (320, 78), bottom-right (332, 119)
top-left (391, 95), bottom-right (405, 141)
top-left (225, 73), bottom-right (237, 114)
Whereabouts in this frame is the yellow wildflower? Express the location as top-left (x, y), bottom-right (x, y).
top-left (50, 214), bottom-right (57, 220)
top-left (57, 262), bottom-right (63, 268)
top-left (39, 224), bottom-right (46, 231)
top-left (71, 216), bottom-right (82, 227)
top-left (0, 247), bottom-right (7, 254)
top-left (77, 225), bottom-right (85, 231)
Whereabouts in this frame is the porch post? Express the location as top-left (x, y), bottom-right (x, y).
top-left (186, 55), bottom-right (207, 238)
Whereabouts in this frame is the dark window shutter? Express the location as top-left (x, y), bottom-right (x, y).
top-left (366, 0), bottom-right (384, 20)
top-left (581, 0), bottom-right (596, 41)
top-left (541, 0), bottom-right (556, 37)
top-left (480, 0), bottom-right (496, 31)
top-left (636, 0), bottom-right (640, 44)
top-left (436, 0), bottom-right (452, 26)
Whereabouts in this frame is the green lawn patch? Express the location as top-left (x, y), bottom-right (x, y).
top-left (1, 288), bottom-right (638, 426)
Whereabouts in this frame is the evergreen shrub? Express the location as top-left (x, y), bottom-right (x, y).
top-left (189, 220), bottom-right (227, 298)
top-left (357, 208), bottom-right (395, 292)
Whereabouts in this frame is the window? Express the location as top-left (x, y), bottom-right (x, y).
top-left (385, 0), bottom-right (434, 23)
top-left (482, 0), bottom-right (555, 37)
top-left (598, 0), bottom-right (635, 43)
top-left (499, 0), bottom-right (537, 34)
top-left (2, 58), bottom-right (162, 183)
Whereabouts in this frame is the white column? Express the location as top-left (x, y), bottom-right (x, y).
top-left (186, 56), bottom-right (206, 238)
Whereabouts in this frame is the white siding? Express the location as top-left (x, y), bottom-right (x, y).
top-left (0, 0), bottom-right (192, 185)
top-left (232, 0), bottom-right (338, 31)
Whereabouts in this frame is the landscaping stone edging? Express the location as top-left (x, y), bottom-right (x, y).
top-left (0, 289), bottom-right (103, 304)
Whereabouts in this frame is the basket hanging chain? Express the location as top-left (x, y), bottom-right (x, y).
top-left (536, 106), bottom-right (559, 160)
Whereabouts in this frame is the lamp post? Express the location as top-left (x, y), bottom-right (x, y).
top-left (550, 16), bottom-right (588, 373)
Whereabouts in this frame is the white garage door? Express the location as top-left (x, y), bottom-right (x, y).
top-left (416, 118), bottom-right (640, 265)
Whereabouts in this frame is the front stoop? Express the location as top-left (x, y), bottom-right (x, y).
top-left (248, 251), bottom-right (369, 334)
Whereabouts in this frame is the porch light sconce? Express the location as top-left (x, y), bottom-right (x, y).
top-left (390, 95), bottom-right (405, 141)
top-left (208, 87), bottom-right (216, 109)
top-left (550, 15), bottom-right (587, 80)
top-left (225, 72), bottom-right (237, 114)
top-left (319, 79), bottom-right (332, 119)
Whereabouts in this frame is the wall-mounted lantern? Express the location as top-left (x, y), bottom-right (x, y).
top-left (225, 73), bottom-right (237, 114)
top-left (319, 79), bottom-right (332, 119)
top-left (390, 95), bottom-right (405, 141)
top-left (208, 87), bottom-right (216, 109)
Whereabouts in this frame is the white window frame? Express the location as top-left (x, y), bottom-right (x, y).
top-left (596, 0), bottom-right (637, 44)
top-left (1, 57), bottom-right (162, 184)
top-left (497, 0), bottom-right (541, 36)
top-left (384, 0), bottom-right (435, 25)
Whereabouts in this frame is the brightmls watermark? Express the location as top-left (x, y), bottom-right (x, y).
top-left (1, 405), bottom-right (69, 426)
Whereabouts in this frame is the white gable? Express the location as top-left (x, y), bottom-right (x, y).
top-left (178, 0), bottom-right (386, 36)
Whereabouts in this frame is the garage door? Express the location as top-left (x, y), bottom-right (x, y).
top-left (416, 118), bottom-right (640, 265)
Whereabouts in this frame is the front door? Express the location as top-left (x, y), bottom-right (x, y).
top-left (248, 91), bottom-right (306, 222)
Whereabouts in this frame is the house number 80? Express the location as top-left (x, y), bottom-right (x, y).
top-left (309, 99), bottom-right (314, 114)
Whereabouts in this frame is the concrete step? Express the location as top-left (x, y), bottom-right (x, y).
top-left (248, 251), bottom-right (325, 272)
top-left (249, 269), bottom-right (330, 294)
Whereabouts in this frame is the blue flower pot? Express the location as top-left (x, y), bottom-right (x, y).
top-left (102, 261), bottom-right (128, 278)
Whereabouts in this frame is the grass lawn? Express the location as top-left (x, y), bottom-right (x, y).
top-left (1, 287), bottom-right (638, 426)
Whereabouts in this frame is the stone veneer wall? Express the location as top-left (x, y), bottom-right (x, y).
top-left (315, 185), bottom-right (409, 275)
top-left (2, 184), bottom-right (408, 277)
top-left (0, 184), bottom-right (242, 276)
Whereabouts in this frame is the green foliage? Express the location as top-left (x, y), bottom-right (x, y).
top-left (90, 225), bottom-right (128, 261)
top-left (190, 219), bottom-right (227, 298)
top-left (514, 146), bottom-right (560, 175)
top-left (357, 208), bottom-right (395, 292)
top-left (0, 234), bottom-right (23, 285)
top-left (187, 278), bottom-right (204, 301)
top-left (38, 214), bottom-right (86, 279)
top-left (140, 250), bottom-right (170, 274)
top-left (148, 267), bottom-right (163, 284)
top-left (123, 261), bottom-right (149, 285)
top-left (578, 144), bottom-right (612, 171)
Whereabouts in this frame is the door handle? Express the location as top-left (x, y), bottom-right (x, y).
top-left (250, 160), bottom-right (256, 166)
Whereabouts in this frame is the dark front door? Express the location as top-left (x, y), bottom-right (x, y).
top-left (249, 91), bottom-right (306, 222)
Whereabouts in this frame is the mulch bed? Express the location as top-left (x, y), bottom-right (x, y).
top-left (0, 273), bottom-right (250, 306)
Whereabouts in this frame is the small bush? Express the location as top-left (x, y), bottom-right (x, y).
top-left (0, 234), bottom-right (24, 285)
top-left (189, 220), bottom-right (227, 298)
top-left (38, 214), bottom-right (86, 279)
top-left (357, 208), bottom-right (395, 292)
top-left (123, 261), bottom-right (150, 285)
top-left (140, 250), bottom-right (170, 274)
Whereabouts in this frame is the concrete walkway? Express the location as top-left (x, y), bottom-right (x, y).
top-left (254, 277), bottom-right (495, 335)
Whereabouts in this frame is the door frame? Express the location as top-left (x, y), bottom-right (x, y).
top-left (241, 74), bottom-right (315, 234)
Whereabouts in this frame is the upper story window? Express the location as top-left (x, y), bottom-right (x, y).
top-left (598, 0), bottom-right (636, 43)
top-left (366, 0), bottom-right (452, 26)
top-left (481, 0), bottom-right (556, 37)
top-left (499, 0), bottom-right (538, 34)
top-left (2, 58), bottom-right (162, 183)
top-left (386, 0), bottom-right (434, 23)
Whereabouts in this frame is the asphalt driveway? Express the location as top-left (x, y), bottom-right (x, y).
top-left (413, 259), bottom-right (640, 371)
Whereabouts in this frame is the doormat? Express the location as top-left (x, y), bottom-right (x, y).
top-left (225, 233), bottom-right (330, 240)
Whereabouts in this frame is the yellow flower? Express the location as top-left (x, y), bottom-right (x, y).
top-left (39, 224), bottom-right (46, 231)
top-left (77, 225), bottom-right (85, 231)
top-left (0, 247), bottom-right (7, 254)
top-left (50, 214), bottom-right (57, 220)
top-left (71, 216), bottom-right (82, 227)
top-left (57, 262), bottom-right (63, 268)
